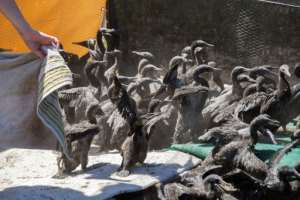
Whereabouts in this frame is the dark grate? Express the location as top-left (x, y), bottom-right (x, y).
top-left (223, 0), bottom-right (265, 65)
top-left (223, 0), bottom-right (300, 66)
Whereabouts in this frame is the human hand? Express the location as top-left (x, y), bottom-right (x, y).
top-left (20, 29), bottom-right (59, 59)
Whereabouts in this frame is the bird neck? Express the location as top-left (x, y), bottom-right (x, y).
top-left (243, 83), bottom-right (257, 98)
top-left (103, 51), bottom-right (117, 69)
top-left (194, 76), bottom-right (209, 87)
top-left (132, 125), bottom-right (143, 136)
top-left (86, 109), bottom-right (97, 124)
top-left (107, 56), bottom-right (119, 75)
top-left (148, 104), bottom-right (157, 113)
top-left (231, 77), bottom-right (242, 97)
top-left (85, 64), bottom-right (99, 87)
top-left (249, 124), bottom-right (259, 144)
top-left (103, 52), bottom-right (109, 66)
top-left (113, 55), bottom-right (118, 69)
top-left (203, 181), bottom-right (218, 199)
top-left (194, 53), bottom-right (202, 65)
top-left (278, 72), bottom-right (290, 95)
top-left (257, 80), bottom-right (265, 93)
top-left (138, 59), bottom-right (149, 74)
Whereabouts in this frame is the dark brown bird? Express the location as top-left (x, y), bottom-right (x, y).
top-left (191, 40), bottom-right (214, 65)
top-left (264, 129), bottom-right (300, 193)
top-left (202, 115), bottom-right (280, 179)
top-left (236, 76), bottom-right (275, 124)
top-left (161, 174), bottom-right (237, 200)
top-left (56, 105), bottom-right (102, 175)
top-left (260, 65), bottom-right (292, 131)
top-left (107, 75), bottom-right (149, 177)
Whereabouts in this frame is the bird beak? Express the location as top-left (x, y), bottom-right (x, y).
top-left (194, 47), bottom-right (204, 54)
top-left (266, 66), bottom-right (278, 70)
top-left (285, 70), bottom-right (291, 77)
top-left (103, 32), bottom-right (112, 37)
top-left (212, 67), bottom-right (222, 72)
top-left (206, 42), bottom-right (214, 47)
top-left (72, 41), bottom-right (90, 48)
top-left (182, 53), bottom-right (188, 58)
top-left (266, 117), bottom-right (281, 131)
top-left (281, 65), bottom-right (291, 77)
top-left (218, 180), bottom-right (237, 193)
top-left (198, 134), bottom-right (212, 143)
top-left (163, 99), bottom-right (173, 103)
top-left (114, 49), bottom-right (122, 54)
top-left (244, 68), bottom-right (252, 72)
top-left (249, 78), bottom-right (257, 84)
top-left (292, 168), bottom-right (300, 180)
top-left (182, 57), bottom-right (188, 63)
top-left (152, 66), bottom-right (163, 71)
top-left (265, 129), bottom-right (278, 145)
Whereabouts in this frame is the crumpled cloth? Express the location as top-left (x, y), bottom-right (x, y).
top-left (0, 49), bottom-right (72, 156)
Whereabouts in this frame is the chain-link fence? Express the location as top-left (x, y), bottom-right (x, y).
top-left (109, 0), bottom-right (300, 71)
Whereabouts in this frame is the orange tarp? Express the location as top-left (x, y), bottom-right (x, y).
top-left (0, 0), bottom-right (106, 56)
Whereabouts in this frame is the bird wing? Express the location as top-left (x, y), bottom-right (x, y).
top-left (142, 104), bottom-right (174, 134)
top-left (235, 92), bottom-right (267, 123)
top-left (108, 76), bottom-right (137, 126)
top-left (214, 142), bottom-right (240, 166)
top-left (234, 146), bottom-right (268, 178)
top-left (117, 92), bottom-right (137, 126)
top-left (58, 87), bottom-right (84, 106)
top-left (260, 91), bottom-right (289, 116)
top-left (141, 112), bottom-right (164, 134)
top-left (65, 121), bottom-right (99, 142)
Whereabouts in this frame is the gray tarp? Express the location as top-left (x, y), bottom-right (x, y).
top-left (0, 50), bottom-right (72, 153)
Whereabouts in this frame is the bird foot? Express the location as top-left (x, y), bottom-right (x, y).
top-left (52, 171), bottom-right (69, 179)
top-left (117, 170), bottom-right (130, 177)
top-left (136, 162), bottom-right (145, 167)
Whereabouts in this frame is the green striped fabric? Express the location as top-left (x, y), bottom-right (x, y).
top-left (37, 49), bottom-right (72, 158)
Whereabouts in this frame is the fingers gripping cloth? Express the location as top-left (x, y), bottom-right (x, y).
top-left (37, 48), bottom-right (73, 158)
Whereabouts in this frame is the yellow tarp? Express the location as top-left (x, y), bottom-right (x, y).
top-left (0, 0), bottom-right (106, 56)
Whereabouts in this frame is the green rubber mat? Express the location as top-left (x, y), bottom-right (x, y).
top-left (170, 121), bottom-right (300, 167)
top-left (170, 142), bottom-right (300, 168)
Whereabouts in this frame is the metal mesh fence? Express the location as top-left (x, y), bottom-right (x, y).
top-left (110, 0), bottom-right (300, 69)
top-left (235, 2), bottom-right (264, 65)
top-left (223, 0), bottom-right (300, 66)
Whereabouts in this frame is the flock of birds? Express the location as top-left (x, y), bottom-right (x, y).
top-left (55, 27), bottom-right (300, 199)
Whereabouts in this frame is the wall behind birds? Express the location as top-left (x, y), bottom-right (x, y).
top-left (109, 0), bottom-right (300, 81)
